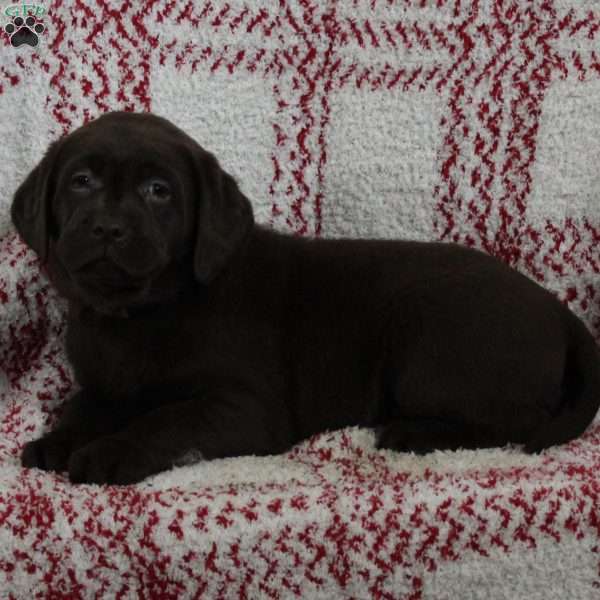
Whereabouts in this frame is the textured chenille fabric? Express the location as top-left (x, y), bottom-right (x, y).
top-left (0, 1), bottom-right (599, 598)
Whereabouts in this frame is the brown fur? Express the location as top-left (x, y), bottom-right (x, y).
top-left (11, 112), bottom-right (600, 485)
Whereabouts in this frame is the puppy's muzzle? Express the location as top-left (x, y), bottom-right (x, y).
top-left (56, 208), bottom-right (169, 293)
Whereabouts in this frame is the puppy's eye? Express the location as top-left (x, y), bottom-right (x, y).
top-left (70, 172), bottom-right (91, 190)
top-left (144, 179), bottom-right (171, 201)
top-left (151, 182), bottom-right (169, 196)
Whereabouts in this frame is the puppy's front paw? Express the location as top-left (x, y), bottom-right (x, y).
top-left (22, 430), bottom-right (74, 473)
top-left (68, 436), bottom-right (159, 485)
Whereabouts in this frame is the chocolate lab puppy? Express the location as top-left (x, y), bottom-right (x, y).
top-left (11, 112), bottom-right (600, 485)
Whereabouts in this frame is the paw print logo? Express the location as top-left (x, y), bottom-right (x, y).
top-left (4, 15), bottom-right (45, 48)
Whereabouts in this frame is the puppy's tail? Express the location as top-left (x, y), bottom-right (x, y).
top-left (525, 310), bottom-right (600, 453)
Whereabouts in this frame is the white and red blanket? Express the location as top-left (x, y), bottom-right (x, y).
top-left (1, 1), bottom-right (599, 598)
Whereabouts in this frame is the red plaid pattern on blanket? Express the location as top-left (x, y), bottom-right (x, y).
top-left (0, 1), bottom-right (599, 598)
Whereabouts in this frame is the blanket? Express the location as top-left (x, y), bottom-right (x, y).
top-left (1, 1), bottom-right (599, 598)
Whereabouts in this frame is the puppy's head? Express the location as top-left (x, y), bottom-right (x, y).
top-left (11, 112), bottom-right (253, 314)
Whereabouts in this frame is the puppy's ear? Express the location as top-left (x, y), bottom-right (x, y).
top-left (11, 141), bottom-right (61, 263)
top-left (193, 151), bottom-right (254, 283)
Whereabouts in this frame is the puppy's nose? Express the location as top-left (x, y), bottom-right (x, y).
top-left (88, 216), bottom-right (130, 243)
